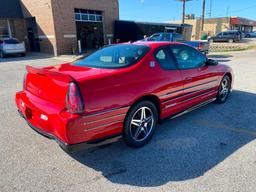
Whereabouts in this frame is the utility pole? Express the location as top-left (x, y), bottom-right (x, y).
top-left (176, 0), bottom-right (192, 24)
top-left (201, 0), bottom-right (206, 31)
top-left (209, 0), bottom-right (212, 17)
top-left (226, 6), bottom-right (230, 17)
top-left (182, 0), bottom-right (185, 24)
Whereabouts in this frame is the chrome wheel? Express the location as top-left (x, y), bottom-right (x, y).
top-left (219, 78), bottom-right (229, 100)
top-left (0, 51), bottom-right (4, 58)
top-left (130, 106), bottom-right (154, 142)
top-left (216, 75), bottom-right (231, 104)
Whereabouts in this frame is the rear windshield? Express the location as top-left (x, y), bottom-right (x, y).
top-left (74, 44), bottom-right (150, 69)
top-left (4, 39), bottom-right (19, 44)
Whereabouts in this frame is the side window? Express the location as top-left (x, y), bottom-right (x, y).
top-left (223, 32), bottom-right (229, 36)
top-left (170, 45), bottom-right (207, 70)
top-left (162, 34), bottom-right (170, 41)
top-left (173, 34), bottom-right (184, 42)
top-left (154, 47), bottom-right (177, 70)
top-left (148, 34), bottom-right (160, 41)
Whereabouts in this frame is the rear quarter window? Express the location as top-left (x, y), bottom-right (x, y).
top-left (154, 46), bottom-right (177, 70)
top-left (4, 39), bottom-right (19, 44)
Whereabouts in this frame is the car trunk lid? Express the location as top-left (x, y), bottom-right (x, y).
top-left (24, 64), bottom-right (118, 106)
top-left (25, 66), bottom-right (74, 106)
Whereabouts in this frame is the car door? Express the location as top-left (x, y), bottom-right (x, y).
top-left (222, 32), bottom-right (230, 42)
top-left (170, 44), bottom-right (219, 110)
top-left (153, 46), bottom-right (184, 118)
top-left (172, 34), bottom-right (184, 42)
top-left (214, 32), bottom-right (223, 42)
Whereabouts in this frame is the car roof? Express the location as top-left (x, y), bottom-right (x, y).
top-left (132, 41), bottom-right (185, 48)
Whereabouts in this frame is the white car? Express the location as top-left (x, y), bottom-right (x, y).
top-left (0, 38), bottom-right (26, 58)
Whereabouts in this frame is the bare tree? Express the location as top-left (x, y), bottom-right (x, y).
top-left (176, 0), bottom-right (193, 24)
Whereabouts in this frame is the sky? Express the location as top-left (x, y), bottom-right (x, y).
top-left (119, 0), bottom-right (256, 23)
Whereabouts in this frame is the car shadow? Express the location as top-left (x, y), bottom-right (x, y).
top-left (0, 52), bottom-right (53, 63)
top-left (208, 55), bottom-right (233, 63)
top-left (208, 54), bottom-right (233, 63)
top-left (68, 90), bottom-right (256, 187)
top-left (208, 54), bottom-right (233, 59)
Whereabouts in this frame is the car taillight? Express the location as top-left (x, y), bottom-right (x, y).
top-left (197, 43), bottom-right (203, 50)
top-left (66, 82), bottom-right (84, 114)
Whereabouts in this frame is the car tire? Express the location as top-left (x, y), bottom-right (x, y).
top-left (0, 51), bottom-right (5, 58)
top-left (123, 100), bottom-right (158, 148)
top-left (209, 39), bottom-right (214, 43)
top-left (216, 75), bottom-right (231, 104)
top-left (246, 34), bottom-right (250, 38)
top-left (228, 39), bottom-right (234, 43)
top-left (20, 53), bottom-right (26, 57)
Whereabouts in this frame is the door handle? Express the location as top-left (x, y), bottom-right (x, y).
top-left (185, 77), bottom-right (192, 82)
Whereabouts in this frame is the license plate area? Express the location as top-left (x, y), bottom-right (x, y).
top-left (25, 107), bottom-right (32, 119)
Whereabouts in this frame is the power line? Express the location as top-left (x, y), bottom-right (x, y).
top-left (213, 4), bottom-right (256, 17)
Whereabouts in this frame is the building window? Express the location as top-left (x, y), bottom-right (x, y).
top-left (0, 20), bottom-right (10, 38)
top-left (74, 9), bottom-right (103, 23)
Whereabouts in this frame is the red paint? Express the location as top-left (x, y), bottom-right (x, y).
top-left (230, 17), bottom-right (256, 26)
top-left (15, 42), bottom-right (233, 146)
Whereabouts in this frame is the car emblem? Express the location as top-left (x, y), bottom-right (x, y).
top-left (150, 61), bottom-right (155, 68)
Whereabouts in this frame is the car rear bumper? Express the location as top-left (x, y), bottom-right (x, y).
top-left (15, 90), bottom-right (125, 151)
top-left (3, 49), bottom-right (26, 54)
top-left (18, 110), bottom-right (122, 152)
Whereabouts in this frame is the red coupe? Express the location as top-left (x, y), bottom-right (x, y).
top-left (15, 42), bottom-right (233, 152)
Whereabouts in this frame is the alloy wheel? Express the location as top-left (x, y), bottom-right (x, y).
top-left (130, 106), bottom-right (154, 142)
top-left (0, 51), bottom-right (4, 58)
top-left (219, 78), bottom-right (230, 101)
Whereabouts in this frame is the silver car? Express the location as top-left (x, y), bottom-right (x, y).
top-left (0, 38), bottom-right (26, 58)
top-left (245, 31), bottom-right (256, 38)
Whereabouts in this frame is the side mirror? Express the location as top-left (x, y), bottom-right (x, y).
top-left (206, 59), bottom-right (218, 66)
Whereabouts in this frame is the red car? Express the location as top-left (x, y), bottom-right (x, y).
top-left (15, 42), bottom-right (233, 152)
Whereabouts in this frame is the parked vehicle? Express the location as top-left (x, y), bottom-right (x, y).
top-left (236, 30), bottom-right (245, 39)
top-left (0, 38), bottom-right (26, 58)
top-left (144, 33), bottom-right (210, 54)
top-left (185, 41), bottom-right (209, 55)
top-left (245, 31), bottom-right (256, 38)
top-left (16, 42), bottom-right (233, 152)
top-left (208, 31), bottom-right (240, 43)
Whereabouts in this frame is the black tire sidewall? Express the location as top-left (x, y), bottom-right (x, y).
top-left (216, 76), bottom-right (231, 104)
top-left (123, 101), bottom-right (158, 148)
top-left (0, 51), bottom-right (4, 58)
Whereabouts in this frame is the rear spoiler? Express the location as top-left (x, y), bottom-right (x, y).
top-left (26, 66), bottom-right (75, 83)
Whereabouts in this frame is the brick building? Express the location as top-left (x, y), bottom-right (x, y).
top-left (1, 0), bottom-right (119, 55)
top-left (183, 17), bottom-right (256, 40)
top-left (0, 0), bottom-right (27, 42)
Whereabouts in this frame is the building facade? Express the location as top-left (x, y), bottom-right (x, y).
top-left (114, 20), bottom-right (192, 42)
top-left (0, 0), bottom-right (26, 42)
top-left (184, 17), bottom-right (256, 40)
top-left (1, 0), bottom-right (119, 55)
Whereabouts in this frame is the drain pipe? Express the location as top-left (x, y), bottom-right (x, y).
top-left (7, 19), bottom-right (12, 38)
top-left (78, 40), bottom-right (82, 54)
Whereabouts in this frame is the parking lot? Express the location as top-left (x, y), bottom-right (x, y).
top-left (1, 49), bottom-right (256, 192)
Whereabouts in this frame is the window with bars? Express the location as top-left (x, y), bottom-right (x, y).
top-left (74, 9), bottom-right (103, 22)
top-left (0, 20), bottom-right (10, 38)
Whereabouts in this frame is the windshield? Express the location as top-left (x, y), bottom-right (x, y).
top-left (4, 39), bottom-right (19, 44)
top-left (74, 44), bottom-right (150, 69)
